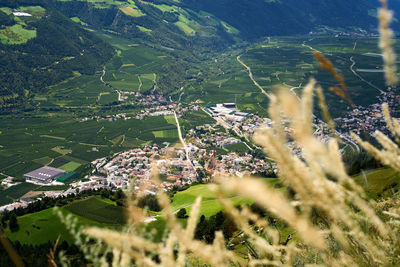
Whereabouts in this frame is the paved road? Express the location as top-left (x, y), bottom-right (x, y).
top-left (174, 111), bottom-right (195, 169)
top-left (301, 41), bottom-right (322, 53)
top-left (349, 56), bottom-right (385, 94)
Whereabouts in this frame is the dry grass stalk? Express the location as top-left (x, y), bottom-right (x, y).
top-left (316, 86), bottom-right (336, 135)
top-left (252, 80), bottom-right (390, 263)
top-left (313, 52), bottom-right (354, 108)
top-left (378, 0), bottom-right (398, 86)
top-left (48, 235), bottom-right (61, 267)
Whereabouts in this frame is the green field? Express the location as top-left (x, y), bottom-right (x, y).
top-left (4, 204), bottom-right (121, 245)
top-left (65, 197), bottom-right (125, 225)
top-left (353, 168), bottom-right (400, 198)
top-left (0, 24), bottom-right (37, 45)
top-left (4, 208), bottom-right (75, 245)
top-left (224, 142), bottom-right (250, 154)
top-left (181, 36), bottom-right (392, 117)
top-left (170, 180), bottom-right (280, 217)
top-left (179, 110), bottom-right (216, 135)
top-left (153, 129), bottom-right (178, 138)
top-left (59, 161), bottom-right (81, 172)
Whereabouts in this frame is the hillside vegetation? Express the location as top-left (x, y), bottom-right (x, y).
top-left (0, 0), bottom-right (114, 109)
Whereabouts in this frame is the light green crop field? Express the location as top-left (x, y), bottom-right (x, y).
top-left (175, 21), bottom-right (196, 36)
top-left (0, 24), bottom-right (37, 45)
top-left (164, 115), bottom-right (176, 125)
top-left (59, 161), bottom-right (81, 172)
top-left (71, 17), bottom-right (88, 26)
top-left (171, 184), bottom-right (216, 210)
top-left (137, 25), bottom-right (152, 32)
top-left (120, 6), bottom-right (144, 17)
top-left (171, 179), bottom-right (280, 217)
top-left (152, 129), bottom-right (178, 138)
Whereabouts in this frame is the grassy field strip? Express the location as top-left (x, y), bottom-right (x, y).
top-left (353, 168), bottom-right (400, 198)
top-left (40, 135), bottom-right (66, 140)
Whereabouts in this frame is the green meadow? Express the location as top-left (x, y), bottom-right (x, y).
top-left (353, 168), bottom-right (400, 198)
top-left (4, 197), bottom-right (124, 245)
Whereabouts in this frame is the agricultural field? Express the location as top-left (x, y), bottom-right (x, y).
top-left (59, 161), bottom-right (81, 172)
top-left (170, 179), bottom-right (280, 218)
top-left (31, 33), bottom-right (177, 108)
top-left (4, 199), bottom-right (123, 245)
top-left (184, 36), bottom-right (395, 117)
top-left (65, 197), bottom-right (125, 225)
top-left (0, 112), bottom-right (179, 177)
top-left (179, 110), bottom-right (216, 135)
top-left (224, 142), bottom-right (251, 154)
top-left (0, 183), bottom-right (39, 206)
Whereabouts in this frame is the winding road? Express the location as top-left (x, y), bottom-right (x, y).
top-left (100, 67), bottom-right (122, 101)
top-left (349, 56), bottom-right (384, 94)
top-left (237, 55), bottom-right (271, 98)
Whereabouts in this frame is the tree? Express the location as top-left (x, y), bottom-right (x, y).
top-left (176, 208), bottom-right (187, 219)
top-left (9, 214), bottom-right (18, 231)
top-left (138, 194), bottom-right (161, 212)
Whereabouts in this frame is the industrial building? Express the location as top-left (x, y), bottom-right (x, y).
top-left (24, 166), bottom-right (66, 184)
top-left (207, 103), bottom-right (250, 122)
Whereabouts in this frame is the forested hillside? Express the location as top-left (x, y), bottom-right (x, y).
top-left (180, 0), bottom-right (381, 39)
top-left (0, 1), bottom-right (114, 109)
top-left (52, 0), bottom-right (238, 50)
top-left (2, 0), bottom-right (399, 110)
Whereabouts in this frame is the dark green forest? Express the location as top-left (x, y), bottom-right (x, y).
top-left (0, 1), bottom-right (114, 109)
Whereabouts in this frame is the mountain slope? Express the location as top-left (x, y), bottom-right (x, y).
top-left (52, 0), bottom-right (396, 44)
top-left (52, 0), bottom-right (239, 51)
top-left (0, 1), bottom-right (114, 109)
top-left (180, 0), bottom-right (381, 39)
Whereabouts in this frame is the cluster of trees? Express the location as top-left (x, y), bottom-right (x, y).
top-left (194, 203), bottom-right (273, 244)
top-left (0, 10), bottom-right (14, 26)
top-left (343, 151), bottom-right (379, 176)
top-left (137, 194), bottom-right (161, 212)
top-left (0, 240), bottom-right (88, 266)
top-left (194, 211), bottom-right (237, 243)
